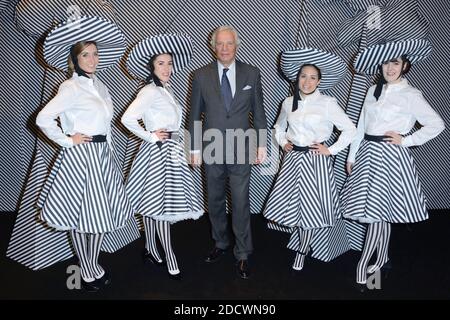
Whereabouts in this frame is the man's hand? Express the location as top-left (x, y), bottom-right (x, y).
top-left (190, 153), bottom-right (202, 167)
top-left (254, 147), bottom-right (267, 164)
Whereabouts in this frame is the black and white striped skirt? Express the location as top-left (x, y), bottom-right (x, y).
top-left (340, 139), bottom-right (428, 224)
top-left (37, 142), bottom-right (135, 234)
top-left (263, 150), bottom-right (340, 230)
top-left (125, 140), bottom-right (203, 222)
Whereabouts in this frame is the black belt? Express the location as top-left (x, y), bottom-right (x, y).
top-left (91, 135), bottom-right (107, 143)
top-left (364, 134), bottom-right (387, 142)
top-left (166, 131), bottom-right (179, 140)
top-left (292, 145), bottom-right (310, 152)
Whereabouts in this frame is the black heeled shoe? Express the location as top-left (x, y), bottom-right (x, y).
top-left (143, 251), bottom-right (165, 267)
top-left (81, 278), bottom-right (101, 292)
top-left (168, 271), bottom-right (182, 281)
top-left (96, 270), bottom-right (111, 286)
top-left (355, 282), bottom-right (367, 293)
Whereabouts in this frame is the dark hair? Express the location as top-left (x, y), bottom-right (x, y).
top-left (69, 41), bottom-right (97, 78)
top-left (292, 64), bottom-right (322, 112)
top-left (374, 54), bottom-right (411, 100)
top-left (144, 52), bottom-right (173, 87)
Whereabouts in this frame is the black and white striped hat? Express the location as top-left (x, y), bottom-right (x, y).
top-left (354, 38), bottom-right (432, 74)
top-left (126, 34), bottom-right (193, 80)
top-left (280, 47), bottom-right (346, 91)
top-left (43, 15), bottom-right (126, 71)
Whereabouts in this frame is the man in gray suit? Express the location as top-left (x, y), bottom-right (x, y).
top-left (189, 26), bottom-right (267, 279)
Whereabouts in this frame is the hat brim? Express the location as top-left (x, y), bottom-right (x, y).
top-left (281, 48), bottom-right (346, 91)
top-left (354, 39), bottom-right (432, 74)
top-left (43, 15), bottom-right (126, 71)
top-left (126, 34), bottom-right (194, 80)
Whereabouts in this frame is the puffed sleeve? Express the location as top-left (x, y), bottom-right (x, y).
top-left (401, 91), bottom-right (445, 147)
top-left (121, 86), bottom-right (159, 143)
top-left (36, 81), bottom-right (76, 148)
top-left (273, 98), bottom-right (290, 148)
top-left (326, 98), bottom-right (356, 155)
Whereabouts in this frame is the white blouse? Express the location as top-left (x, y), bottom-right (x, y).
top-left (36, 73), bottom-right (113, 148)
top-left (121, 83), bottom-right (182, 143)
top-left (348, 79), bottom-right (445, 163)
top-left (274, 89), bottom-right (356, 155)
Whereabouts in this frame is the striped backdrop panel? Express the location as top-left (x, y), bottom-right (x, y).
top-left (1, 1), bottom-right (449, 269)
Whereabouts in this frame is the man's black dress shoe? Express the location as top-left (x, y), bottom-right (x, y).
top-left (143, 251), bottom-right (165, 267)
top-left (236, 259), bottom-right (250, 279)
top-left (205, 247), bottom-right (226, 263)
top-left (96, 270), bottom-right (111, 286)
top-left (81, 278), bottom-right (101, 292)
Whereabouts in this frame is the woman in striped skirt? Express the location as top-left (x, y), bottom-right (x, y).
top-left (263, 48), bottom-right (356, 271)
top-left (122, 34), bottom-right (203, 280)
top-left (36, 35), bottom-right (134, 291)
top-left (341, 40), bottom-right (445, 290)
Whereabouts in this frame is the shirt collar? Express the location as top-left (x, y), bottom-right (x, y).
top-left (386, 78), bottom-right (409, 91)
top-left (217, 60), bottom-right (236, 73)
top-left (301, 88), bottom-right (321, 102)
top-left (72, 72), bottom-right (95, 86)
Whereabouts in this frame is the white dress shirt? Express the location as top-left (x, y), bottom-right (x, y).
top-left (121, 82), bottom-right (182, 143)
top-left (217, 60), bottom-right (236, 97)
top-left (36, 73), bottom-right (114, 148)
top-left (348, 78), bottom-right (445, 163)
top-left (274, 89), bottom-right (356, 155)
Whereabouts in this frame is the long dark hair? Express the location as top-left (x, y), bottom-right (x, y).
top-left (373, 54), bottom-right (411, 101)
top-left (69, 41), bottom-right (97, 78)
top-left (292, 63), bottom-right (322, 112)
top-left (144, 52), bottom-right (172, 87)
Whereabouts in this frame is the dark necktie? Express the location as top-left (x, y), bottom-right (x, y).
top-left (221, 68), bottom-right (232, 112)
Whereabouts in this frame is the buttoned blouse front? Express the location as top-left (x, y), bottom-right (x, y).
top-left (36, 73), bottom-right (113, 148)
top-left (274, 90), bottom-right (356, 155)
top-left (121, 83), bottom-right (182, 143)
top-left (347, 79), bottom-right (445, 162)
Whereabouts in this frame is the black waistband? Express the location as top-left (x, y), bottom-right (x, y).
top-left (91, 135), bottom-right (107, 143)
top-left (364, 134), bottom-right (387, 142)
top-left (292, 145), bottom-right (310, 152)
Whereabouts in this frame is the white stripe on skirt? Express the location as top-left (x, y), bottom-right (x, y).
top-left (263, 150), bottom-right (340, 230)
top-left (341, 140), bottom-right (428, 223)
top-left (38, 142), bottom-right (135, 233)
top-left (126, 140), bottom-right (203, 222)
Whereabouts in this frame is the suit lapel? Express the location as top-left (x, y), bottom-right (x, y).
top-left (230, 61), bottom-right (248, 111)
top-left (208, 62), bottom-right (222, 98)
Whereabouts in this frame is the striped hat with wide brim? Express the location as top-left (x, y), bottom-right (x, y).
top-left (280, 47), bottom-right (346, 91)
top-left (126, 34), bottom-right (193, 80)
top-left (43, 15), bottom-right (126, 71)
top-left (354, 38), bottom-right (432, 74)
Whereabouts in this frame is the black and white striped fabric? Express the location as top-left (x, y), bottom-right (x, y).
top-left (154, 219), bottom-right (179, 274)
top-left (263, 150), bottom-right (340, 230)
top-left (126, 33), bottom-right (193, 79)
top-left (43, 15), bottom-right (126, 70)
top-left (280, 47), bottom-right (346, 90)
top-left (126, 139), bottom-right (203, 222)
top-left (70, 230), bottom-right (104, 281)
top-left (341, 139), bottom-right (428, 223)
top-left (38, 141), bottom-right (135, 233)
top-left (354, 38), bottom-right (432, 74)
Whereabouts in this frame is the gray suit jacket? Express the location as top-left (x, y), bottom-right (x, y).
top-left (189, 60), bottom-right (267, 163)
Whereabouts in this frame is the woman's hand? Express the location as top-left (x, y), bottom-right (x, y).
top-left (384, 131), bottom-right (403, 145)
top-left (71, 133), bottom-right (92, 145)
top-left (310, 143), bottom-right (331, 156)
top-left (153, 129), bottom-right (170, 141)
top-left (283, 141), bottom-right (293, 153)
top-left (346, 161), bottom-right (354, 175)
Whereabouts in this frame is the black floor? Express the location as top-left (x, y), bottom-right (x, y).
top-left (1, 210), bottom-right (449, 300)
